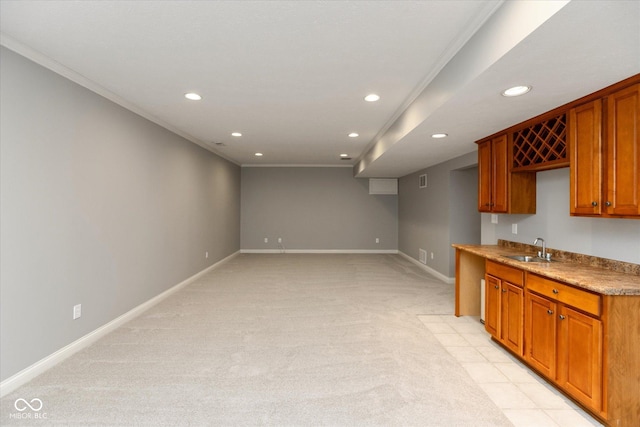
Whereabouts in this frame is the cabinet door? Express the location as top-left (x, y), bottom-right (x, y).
top-left (500, 282), bottom-right (524, 356)
top-left (525, 291), bottom-right (556, 379)
top-left (557, 305), bottom-right (603, 411)
top-left (492, 135), bottom-right (509, 213)
top-left (478, 140), bottom-right (493, 212)
top-left (606, 83), bottom-right (640, 216)
top-left (484, 274), bottom-right (501, 338)
top-left (570, 100), bottom-right (602, 215)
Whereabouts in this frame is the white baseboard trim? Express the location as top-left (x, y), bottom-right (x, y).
top-left (398, 251), bottom-right (455, 285)
top-left (240, 249), bottom-right (399, 254)
top-left (0, 251), bottom-right (240, 398)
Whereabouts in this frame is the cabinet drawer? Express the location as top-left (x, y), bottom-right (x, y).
top-left (527, 273), bottom-right (601, 317)
top-left (486, 260), bottom-right (523, 286)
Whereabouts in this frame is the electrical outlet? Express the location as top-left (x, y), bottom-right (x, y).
top-left (419, 249), bottom-right (427, 264)
top-left (278, 237), bottom-right (282, 243)
top-left (205, 251), bottom-right (209, 259)
top-left (375, 237), bottom-right (380, 244)
top-left (264, 237), bottom-right (268, 243)
top-left (73, 304), bottom-right (82, 320)
top-left (430, 252), bottom-right (434, 260)
top-left (512, 223), bottom-right (518, 234)
top-left (491, 214), bottom-right (498, 224)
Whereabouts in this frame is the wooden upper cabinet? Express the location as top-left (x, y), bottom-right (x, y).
top-left (606, 83), bottom-right (640, 216)
top-left (570, 83), bottom-right (640, 218)
top-left (492, 135), bottom-right (509, 212)
top-left (477, 135), bottom-right (535, 214)
top-left (570, 100), bottom-right (603, 215)
top-left (478, 139), bottom-right (494, 212)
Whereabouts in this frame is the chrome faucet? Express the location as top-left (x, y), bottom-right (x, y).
top-left (533, 237), bottom-right (548, 260)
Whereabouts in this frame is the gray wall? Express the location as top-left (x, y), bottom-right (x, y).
top-left (241, 167), bottom-right (397, 250)
top-left (398, 152), bottom-right (481, 278)
top-left (483, 167), bottom-right (640, 264)
top-left (0, 47), bottom-right (241, 381)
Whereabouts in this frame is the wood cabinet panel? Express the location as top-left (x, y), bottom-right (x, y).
top-left (557, 305), bottom-right (603, 411)
top-left (501, 282), bottom-right (523, 356)
top-left (492, 134), bottom-right (509, 213)
top-left (525, 291), bottom-right (556, 379)
top-left (606, 84), bottom-right (640, 216)
top-left (478, 140), bottom-right (493, 212)
top-left (486, 260), bottom-right (523, 287)
top-left (477, 135), bottom-right (535, 214)
top-left (527, 273), bottom-right (601, 317)
top-left (570, 100), bottom-right (603, 215)
top-left (486, 262), bottom-right (524, 357)
top-left (570, 82), bottom-right (640, 219)
top-left (485, 274), bottom-right (500, 337)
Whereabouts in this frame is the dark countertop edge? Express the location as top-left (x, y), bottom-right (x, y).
top-left (453, 244), bottom-right (640, 296)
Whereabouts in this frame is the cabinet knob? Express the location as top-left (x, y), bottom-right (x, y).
top-left (485, 203), bottom-right (491, 207)
top-left (494, 285), bottom-right (500, 289)
top-left (559, 315), bottom-right (566, 320)
top-left (552, 289), bottom-right (559, 294)
top-left (606, 201), bottom-right (612, 207)
top-left (502, 289), bottom-right (507, 293)
top-left (547, 309), bottom-right (554, 315)
top-left (592, 201), bottom-right (598, 207)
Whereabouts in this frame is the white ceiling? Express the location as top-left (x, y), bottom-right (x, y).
top-left (1, 1), bottom-right (639, 178)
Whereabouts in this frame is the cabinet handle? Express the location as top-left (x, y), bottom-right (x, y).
top-left (547, 309), bottom-right (553, 315)
top-left (552, 289), bottom-right (559, 294)
top-left (592, 201), bottom-right (598, 207)
top-left (559, 315), bottom-right (566, 320)
top-left (606, 201), bottom-right (612, 207)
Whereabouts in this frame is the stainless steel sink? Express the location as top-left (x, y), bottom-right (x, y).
top-left (506, 255), bottom-right (555, 263)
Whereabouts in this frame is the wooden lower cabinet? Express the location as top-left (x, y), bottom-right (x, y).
top-left (484, 274), bottom-right (500, 337)
top-left (485, 260), bottom-right (524, 357)
top-left (525, 291), bottom-right (557, 379)
top-left (454, 249), bottom-right (640, 426)
top-left (526, 289), bottom-right (603, 412)
top-left (523, 271), bottom-right (605, 417)
top-left (557, 305), bottom-right (603, 411)
top-left (500, 282), bottom-right (524, 355)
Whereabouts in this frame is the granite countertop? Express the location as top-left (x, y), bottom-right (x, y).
top-left (453, 242), bottom-right (640, 296)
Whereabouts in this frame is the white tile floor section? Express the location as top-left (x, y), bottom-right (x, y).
top-left (418, 314), bottom-right (604, 427)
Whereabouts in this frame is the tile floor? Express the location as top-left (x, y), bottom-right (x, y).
top-left (418, 314), bottom-right (604, 427)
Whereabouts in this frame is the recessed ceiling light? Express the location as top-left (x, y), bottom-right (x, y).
top-left (254, 152), bottom-right (263, 157)
top-left (184, 92), bottom-right (202, 101)
top-left (348, 133), bottom-right (359, 138)
top-left (364, 94), bottom-right (380, 102)
top-left (501, 85), bottom-right (531, 97)
top-left (340, 153), bottom-right (349, 157)
top-left (231, 132), bottom-right (242, 137)
top-left (431, 133), bottom-right (448, 139)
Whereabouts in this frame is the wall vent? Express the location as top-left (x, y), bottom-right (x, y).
top-left (369, 178), bottom-right (398, 195)
top-left (419, 248), bottom-right (427, 264)
top-left (419, 174), bottom-right (427, 188)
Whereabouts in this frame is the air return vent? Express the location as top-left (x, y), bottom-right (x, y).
top-left (369, 178), bottom-right (398, 195)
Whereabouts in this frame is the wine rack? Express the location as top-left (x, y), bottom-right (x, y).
top-left (512, 113), bottom-right (568, 171)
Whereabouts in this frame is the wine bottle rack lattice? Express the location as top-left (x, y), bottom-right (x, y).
top-left (512, 114), bottom-right (567, 169)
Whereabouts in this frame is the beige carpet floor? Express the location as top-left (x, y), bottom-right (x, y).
top-left (1, 254), bottom-right (512, 426)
